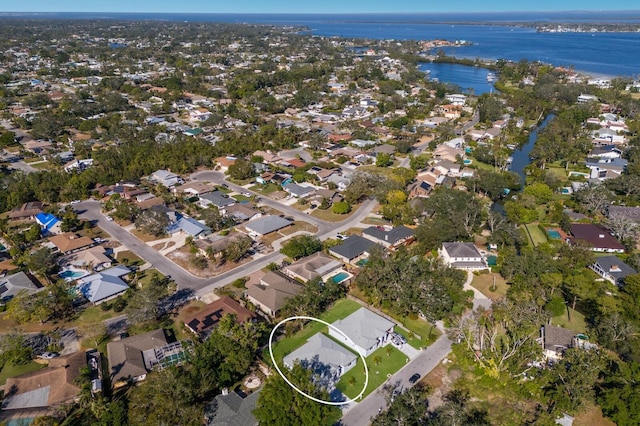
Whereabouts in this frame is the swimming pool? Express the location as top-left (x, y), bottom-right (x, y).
top-left (547, 229), bottom-right (562, 240)
top-left (355, 258), bottom-right (369, 267)
top-left (331, 272), bottom-right (350, 283)
top-left (463, 159), bottom-right (473, 165)
top-left (59, 269), bottom-right (88, 280)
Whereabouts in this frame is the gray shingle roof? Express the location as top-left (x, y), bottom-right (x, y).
top-left (207, 389), bottom-right (260, 426)
top-left (283, 333), bottom-right (357, 372)
top-left (593, 255), bottom-right (637, 284)
top-left (0, 271), bottom-right (42, 302)
top-left (200, 191), bottom-right (235, 208)
top-left (331, 308), bottom-right (395, 353)
top-left (245, 215), bottom-right (291, 236)
top-left (362, 225), bottom-right (414, 246)
top-left (75, 266), bottom-right (131, 303)
top-left (442, 242), bottom-right (482, 258)
top-left (329, 235), bottom-right (378, 261)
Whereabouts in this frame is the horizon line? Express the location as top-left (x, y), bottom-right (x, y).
top-left (2, 10), bottom-right (640, 15)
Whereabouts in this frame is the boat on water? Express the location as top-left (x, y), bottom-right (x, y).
top-left (486, 72), bottom-right (496, 82)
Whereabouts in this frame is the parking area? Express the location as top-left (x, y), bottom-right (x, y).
top-left (389, 332), bottom-right (421, 360)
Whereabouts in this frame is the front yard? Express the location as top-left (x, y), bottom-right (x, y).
top-left (336, 345), bottom-right (408, 400)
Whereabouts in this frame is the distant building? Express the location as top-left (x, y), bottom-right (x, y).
top-left (328, 235), bottom-right (379, 264)
top-left (35, 212), bottom-right (62, 235)
top-left (7, 201), bottom-right (43, 221)
top-left (283, 252), bottom-right (343, 283)
top-left (590, 256), bottom-right (637, 286)
top-left (245, 215), bottom-right (292, 238)
top-left (245, 271), bottom-right (303, 317)
top-left (0, 271), bottom-right (43, 303)
top-left (569, 223), bottom-right (625, 253)
top-left (361, 225), bottom-right (415, 249)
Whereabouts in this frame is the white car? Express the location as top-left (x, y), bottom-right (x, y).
top-left (38, 352), bottom-right (59, 359)
top-left (243, 192), bottom-right (251, 197)
top-left (70, 200), bottom-right (81, 205)
top-left (105, 216), bottom-right (114, 221)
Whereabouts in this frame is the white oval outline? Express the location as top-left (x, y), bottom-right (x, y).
top-left (268, 315), bottom-right (369, 406)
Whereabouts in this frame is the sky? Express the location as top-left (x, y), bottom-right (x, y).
top-left (2, 0), bottom-right (639, 14)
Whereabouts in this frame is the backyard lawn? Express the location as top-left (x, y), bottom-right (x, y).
top-left (116, 250), bottom-right (144, 266)
top-left (524, 224), bottom-right (548, 247)
top-left (269, 298), bottom-right (361, 364)
top-left (336, 345), bottom-right (408, 400)
top-left (0, 362), bottom-right (46, 385)
top-left (551, 307), bottom-right (587, 334)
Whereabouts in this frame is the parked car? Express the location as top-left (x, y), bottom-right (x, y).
top-left (38, 352), bottom-right (59, 359)
top-left (336, 234), bottom-right (348, 240)
top-left (70, 200), bottom-right (81, 205)
top-left (409, 373), bottom-right (421, 384)
top-left (243, 192), bottom-right (251, 197)
top-left (105, 216), bottom-right (114, 221)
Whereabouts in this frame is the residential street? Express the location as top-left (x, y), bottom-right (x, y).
top-left (76, 189), bottom-right (376, 295)
top-left (341, 331), bottom-right (453, 426)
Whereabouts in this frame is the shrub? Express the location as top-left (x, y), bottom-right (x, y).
top-left (332, 201), bottom-right (351, 214)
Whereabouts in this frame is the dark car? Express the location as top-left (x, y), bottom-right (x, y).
top-left (409, 373), bottom-right (421, 384)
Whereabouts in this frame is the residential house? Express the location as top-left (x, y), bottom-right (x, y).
top-left (282, 182), bottom-right (315, 198)
top-left (225, 204), bottom-right (261, 222)
top-left (590, 256), bottom-right (637, 286)
top-left (540, 325), bottom-right (578, 362)
top-left (107, 329), bottom-right (172, 386)
top-left (433, 159), bottom-right (461, 177)
top-left (483, 127), bottom-right (502, 140)
top-left (170, 217), bottom-right (212, 239)
top-left (205, 389), bottom-right (260, 426)
top-left (588, 145), bottom-right (622, 159)
top-left (432, 144), bottom-right (464, 163)
top-left (48, 233), bottom-right (94, 254)
top-left (184, 296), bottom-right (255, 339)
top-left (0, 271), bottom-right (42, 303)
top-left (283, 252), bottom-right (343, 283)
top-left (361, 225), bottom-right (415, 249)
top-left (75, 265), bottom-right (131, 305)
top-left (327, 174), bottom-right (351, 191)
top-left (586, 158), bottom-right (627, 181)
top-left (35, 212), bottom-right (61, 235)
top-left (1, 351), bottom-right (86, 410)
top-left (199, 191), bottom-right (235, 209)
top-left (66, 246), bottom-right (112, 271)
top-left (329, 307), bottom-right (395, 357)
top-left (313, 189), bottom-right (343, 205)
top-left (607, 206), bottom-right (640, 223)
top-left (194, 233), bottom-right (252, 259)
top-left (569, 223), bottom-right (625, 253)
top-left (439, 242), bottom-right (487, 270)
top-left (63, 158), bottom-right (94, 173)
top-left (8, 201), bottom-right (43, 221)
top-left (283, 333), bottom-right (357, 383)
top-left (151, 169), bottom-right (182, 188)
top-left (245, 271), bottom-right (303, 317)
top-left (408, 180), bottom-right (433, 199)
top-left (215, 157), bottom-right (236, 172)
top-left (245, 216), bottom-right (292, 238)
top-left (172, 181), bottom-right (216, 197)
top-left (252, 150), bottom-right (281, 164)
top-left (328, 235), bottom-right (379, 264)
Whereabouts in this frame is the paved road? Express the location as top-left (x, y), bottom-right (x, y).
top-left (341, 332), bottom-right (453, 426)
top-left (77, 184), bottom-right (376, 295)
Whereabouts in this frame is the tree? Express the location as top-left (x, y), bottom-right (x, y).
top-left (222, 237), bottom-right (252, 263)
top-left (597, 360), bottom-right (640, 426)
top-left (544, 348), bottom-right (605, 413)
top-left (60, 205), bottom-right (81, 232)
top-left (200, 206), bottom-right (233, 231)
top-left (127, 367), bottom-right (202, 426)
top-left (254, 363), bottom-right (340, 426)
top-left (0, 331), bottom-right (33, 366)
top-left (332, 201), bottom-right (351, 214)
top-left (24, 223), bottom-right (41, 243)
top-left (376, 153), bottom-right (392, 167)
top-left (280, 235), bottom-right (322, 260)
top-left (228, 157), bottom-right (253, 180)
top-left (28, 247), bottom-right (58, 279)
top-left (134, 208), bottom-right (170, 237)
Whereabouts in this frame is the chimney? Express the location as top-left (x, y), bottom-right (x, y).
top-left (610, 265), bottom-right (621, 272)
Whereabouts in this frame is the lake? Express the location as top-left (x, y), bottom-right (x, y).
top-left (418, 62), bottom-right (496, 95)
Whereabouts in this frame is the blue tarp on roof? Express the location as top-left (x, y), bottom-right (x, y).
top-left (35, 212), bottom-right (60, 233)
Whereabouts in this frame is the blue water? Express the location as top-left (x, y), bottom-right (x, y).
top-left (59, 270), bottom-right (85, 279)
top-left (509, 114), bottom-right (555, 186)
top-left (331, 272), bottom-right (350, 283)
top-left (547, 229), bottom-right (562, 240)
top-left (7, 12), bottom-right (640, 76)
top-left (419, 62), bottom-right (495, 95)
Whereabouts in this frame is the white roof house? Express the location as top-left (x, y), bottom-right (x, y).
top-left (245, 215), bottom-right (292, 237)
top-left (329, 307), bottom-right (395, 357)
top-left (75, 265), bottom-right (131, 305)
top-left (439, 242), bottom-right (487, 270)
top-left (283, 333), bottom-right (357, 382)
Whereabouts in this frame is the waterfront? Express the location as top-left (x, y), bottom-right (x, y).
top-left (19, 12), bottom-right (640, 77)
top-left (418, 62), bottom-right (496, 95)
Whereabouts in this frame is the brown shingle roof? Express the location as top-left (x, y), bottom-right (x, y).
top-left (570, 223), bottom-right (625, 251)
top-left (246, 271), bottom-right (303, 315)
top-left (8, 201), bottom-right (44, 220)
top-left (107, 329), bottom-right (169, 383)
top-left (2, 351), bottom-right (85, 410)
top-left (184, 296), bottom-right (255, 337)
top-left (48, 233), bottom-right (94, 253)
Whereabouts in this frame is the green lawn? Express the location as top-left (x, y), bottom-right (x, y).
top-left (551, 307), bottom-right (587, 334)
top-left (249, 183), bottom-right (280, 195)
top-left (0, 362), bottom-right (47, 385)
top-left (336, 345), bottom-right (409, 400)
top-left (232, 194), bottom-right (251, 203)
top-left (524, 224), bottom-right (548, 246)
top-left (137, 268), bottom-right (166, 288)
top-left (116, 250), bottom-right (144, 266)
top-left (269, 298), bottom-right (361, 364)
top-left (394, 327), bottom-right (423, 350)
